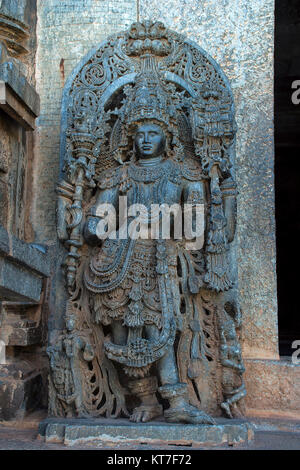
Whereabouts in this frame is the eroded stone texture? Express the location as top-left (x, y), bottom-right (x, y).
top-left (139, 0), bottom-right (277, 359)
top-left (0, 0), bottom-right (37, 86)
top-left (244, 359), bottom-right (300, 415)
top-left (34, 0), bottom-right (137, 243)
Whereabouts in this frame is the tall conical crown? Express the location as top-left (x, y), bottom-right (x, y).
top-left (121, 54), bottom-right (175, 132)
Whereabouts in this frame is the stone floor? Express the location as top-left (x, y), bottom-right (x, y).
top-left (0, 411), bottom-right (300, 450)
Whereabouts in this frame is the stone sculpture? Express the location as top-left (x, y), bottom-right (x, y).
top-left (52, 20), bottom-right (245, 423)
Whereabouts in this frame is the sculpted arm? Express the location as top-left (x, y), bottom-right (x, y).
top-left (84, 186), bottom-right (118, 246)
top-left (183, 179), bottom-right (206, 205)
top-left (76, 336), bottom-right (95, 361)
top-left (220, 176), bottom-right (237, 243)
top-left (182, 179), bottom-right (207, 250)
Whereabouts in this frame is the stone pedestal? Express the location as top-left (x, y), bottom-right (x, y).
top-left (39, 417), bottom-right (254, 448)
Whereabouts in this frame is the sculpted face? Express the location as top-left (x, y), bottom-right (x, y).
top-left (134, 123), bottom-right (166, 159)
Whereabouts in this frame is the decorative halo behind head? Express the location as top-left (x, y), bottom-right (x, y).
top-left (62, 20), bottom-right (236, 179)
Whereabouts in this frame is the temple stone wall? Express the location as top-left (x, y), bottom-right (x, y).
top-left (34, 0), bottom-right (278, 361)
top-left (0, 0), bottom-right (50, 421)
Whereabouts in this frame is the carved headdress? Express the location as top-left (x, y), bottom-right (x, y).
top-left (109, 55), bottom-right (181, 163)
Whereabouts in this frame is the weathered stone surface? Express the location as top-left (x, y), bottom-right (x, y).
top-left (0, 62), bottom-right (40, 117)
top-left (1, 318), bottom-right (42, 346)
top-left (0, 13), bottom-right (29, 57)
top-left (39, 417), bottom-right (254, 447)
top-left (0, 80), bottom-right (35, 129)
top-left (0, 0), bottom-right (35, 25)
top-left (244, 359), bottom-right (300, 416)
top-left (0, 1), bottom-right (38, 83)
top-left (0, 224), bottom-right (50, 302)
top-left (0, 361), bottom-right (43, 421)
top-left (0, 224), bottom-right (50, 277)
top-left (0, 224), bottom-right (9, 253)
top-left (138, 0), bottom-right (277, 360)
top-left (0, 112), bottom-right (28, 237)
top-left (0, 257), bottom-right (42, 302)
top-left (0, 0), bottom-right (49, 424)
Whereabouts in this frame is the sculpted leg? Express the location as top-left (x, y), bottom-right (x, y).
top-left (157, 344), bottom-right (215, 425)
top-left (159, 382), bottom-right (215, 424)
top-left (221, 384), bottom-right (246, 418)
top-left (128, 376), bottom-right (163, 423)
top-left (128, 325), bottom-right (163, 423)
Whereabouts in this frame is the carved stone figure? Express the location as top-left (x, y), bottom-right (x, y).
top-left (51, 20), bottom-right (246, 423)
top-left (47, 310), bottom-right (95, 417)
top-left (217, 302), bottom-right (246, 418)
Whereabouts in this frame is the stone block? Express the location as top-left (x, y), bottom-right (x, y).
top-left (0, 62), bottom-right (40, 123)
top-left (0, 224), bottom-right (50, 277)
top-left (0, 256), bottom-right (43, 302)
top-left (39, 417), bottom-right (254, 447)
top-left (0, 178), bottom-right (9, 228)
top-left (0, 41), bottom-right (8, 63)
top-left (0, 0), bottom-right (35, 27)
top-left (0, 222), bottom-right (9, 253)
top-left (1, 317), bottom-right (42, 346)
top-left (244, 358), bottom-right (300, 417)
top-left (0, 360), bottom-right (43, 421)
top-left (0, 80), bottom-right (35, 129)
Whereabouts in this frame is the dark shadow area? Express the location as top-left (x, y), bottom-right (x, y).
top-left (275, 0), bottom-right (300, 355)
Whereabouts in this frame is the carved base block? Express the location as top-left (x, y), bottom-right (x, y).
top-left (38, 417), bottom-right (254, 448)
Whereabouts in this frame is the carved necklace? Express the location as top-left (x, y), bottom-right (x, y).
top-left (128, 159), bottom-right (173, 183)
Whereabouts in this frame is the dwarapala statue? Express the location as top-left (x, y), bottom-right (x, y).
top-left (52, 20), bottom-right (246, 423)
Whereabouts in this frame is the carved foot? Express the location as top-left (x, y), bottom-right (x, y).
top-left (159, 382), bottom-right (216, 425)
top-left (128, 376), bottom-right (163, 423)
top-left (221, 401), bottom-right (243, 419)
top-left (130, 404), bottom-right (163, 423)
top-left (231, 403), bottom-right (244, 418)
top-left (164, 403), bottom-right (215, 425)
top-left (221, 401), bottom-right (233, 419)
